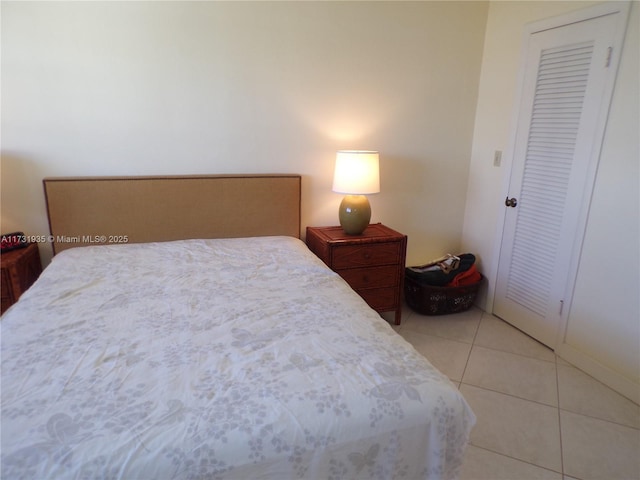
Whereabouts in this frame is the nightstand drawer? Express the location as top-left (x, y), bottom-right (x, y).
top-left (337, 265), bottom-right (398, 290)
top-left (332, 243), bottom-right (401, 269)
top-left (357, 287), bottom-right (397, 311)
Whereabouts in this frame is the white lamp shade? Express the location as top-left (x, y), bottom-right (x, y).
top-left (332, 150), bottom-right (380, 195)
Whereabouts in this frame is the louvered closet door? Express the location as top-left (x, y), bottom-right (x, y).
top-left (493, 11), bottom-right (622, 348)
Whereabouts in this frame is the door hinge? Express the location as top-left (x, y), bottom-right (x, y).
top-left (559, 300), bottom-right (564, 315)
top-left (605, 47), bottom-right (613, 68)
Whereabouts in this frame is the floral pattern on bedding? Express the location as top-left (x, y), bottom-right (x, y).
top-left (1, 236), bottom-right (474, 479)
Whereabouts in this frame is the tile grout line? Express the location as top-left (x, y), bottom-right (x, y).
top-left (470, 342), bottom-right (557, 365)
top-left (459, 312), bottom-right (486, 386)
top-left (555, 354), bottom-right (567, 479)
top-left (459, 381), bottom-right (559, 410)
top-left (557, 406), bottom-right (640, 431)
top-left (467, 444), bottom-right (565, 477)
top-left (401, 328), bottom-right (475, 347)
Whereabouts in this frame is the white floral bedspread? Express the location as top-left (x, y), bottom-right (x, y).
top-left (1, 236), bottom-right (474, 479)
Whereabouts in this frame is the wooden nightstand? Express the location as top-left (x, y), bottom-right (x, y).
top-left (306, 223), bottom-right (407, 325)
top-left (1, 243), bottom-right (42, 314)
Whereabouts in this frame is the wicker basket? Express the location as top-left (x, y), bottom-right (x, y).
top-left (404, 274), bottom-right (482, 315)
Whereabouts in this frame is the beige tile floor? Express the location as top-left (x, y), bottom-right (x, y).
top-left (383, 305), bottom-right (640, 480)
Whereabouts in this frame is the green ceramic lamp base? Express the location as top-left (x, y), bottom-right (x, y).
top-left (338, 195), bottom-right (371, 235)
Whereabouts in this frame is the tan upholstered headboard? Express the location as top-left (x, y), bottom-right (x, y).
top-left (44, 175), bottom-right (301, 254)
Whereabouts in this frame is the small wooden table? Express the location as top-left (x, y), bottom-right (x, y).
top-left (1, 243), bottom-right (42, 314)
top-left (306, 223), bottom-right (407, 325)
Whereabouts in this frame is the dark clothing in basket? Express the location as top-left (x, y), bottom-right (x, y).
top-left (405, 253), bottom-right (482, 315)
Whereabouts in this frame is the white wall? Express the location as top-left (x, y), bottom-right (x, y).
top-left (1, 1), bottom-right (488, 266)
top-left (462, 1), bottom-right (639, 401)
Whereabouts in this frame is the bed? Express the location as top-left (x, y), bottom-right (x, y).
top-left (1, 175), bottom-right (475, 479)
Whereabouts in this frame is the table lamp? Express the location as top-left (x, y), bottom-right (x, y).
top-left (332, 150), bottom-right (380, 235)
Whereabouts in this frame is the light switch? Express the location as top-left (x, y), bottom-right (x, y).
top-left (493, 150), bottom-right (502, 167)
